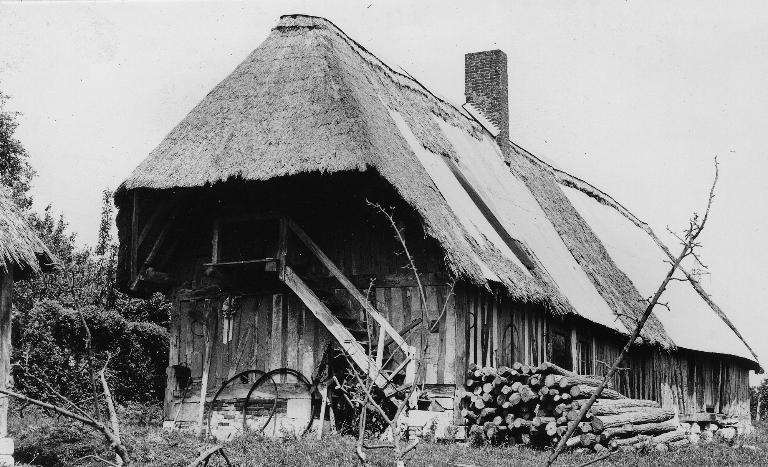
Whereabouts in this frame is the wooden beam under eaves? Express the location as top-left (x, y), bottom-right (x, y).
top-left (130, 211), bottom-right (179, 292)
top-left (138, 195), bottom-right (186, 249)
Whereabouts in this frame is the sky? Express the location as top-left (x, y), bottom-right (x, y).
top-left (1, 1), bottom-right (766, 383)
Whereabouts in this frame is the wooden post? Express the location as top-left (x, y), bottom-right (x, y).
top-left (570, 328), bottom-right (578, 373)
top-left (316, 382), bottom-right (329, 440)
top-left (277, 218), bottom-right (288, 279)
top-left (522, 309), bottom-right (529, 366)
top-left (591, 336), bottom-right (598, 375)
top-left (0, 268), bottom-right (13, 465)
top-left (491, 295), bottom-right (498, 367)
top-left (163, 297), bottom-right (181, 424)
top-left (130, 190), bottom-right (140, 282)
top-left (211, 219), bottom-right (220, 264)
top-left (196, 300), bottom-right (218, 437)
top-left (375, 326), bottom-right (386, 370)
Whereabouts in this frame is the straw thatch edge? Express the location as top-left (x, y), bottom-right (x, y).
top-left (0, 187), bottom-right (56, 280)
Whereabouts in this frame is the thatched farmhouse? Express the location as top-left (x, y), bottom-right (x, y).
top-left (0, 188), bottom-right (55, 463)
top-left (115, 15), bottom-right (760, 438)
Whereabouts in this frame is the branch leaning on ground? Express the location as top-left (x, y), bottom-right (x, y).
top-left (100, 352), bottom-right (123, 464)
top-left (546, 157), bottom-right (719, 467)
top-left (0, 387), bottom-right (131, 466)
top-left (186, 445), bottom-right (232, 467)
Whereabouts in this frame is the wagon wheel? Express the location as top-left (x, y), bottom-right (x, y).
top-left (206, 369), bottom-right (266, 439)
top-left (242, 368), bottom-right (317, 436)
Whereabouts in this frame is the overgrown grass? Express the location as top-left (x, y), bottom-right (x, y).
top-left (9, 404), bottom-right (768, 466)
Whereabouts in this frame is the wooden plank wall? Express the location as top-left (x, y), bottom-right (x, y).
top-left (167, 286), bottom-right (752, 422)
top-left (459, 287), bottom-right (752, 420)
top-left (168, 293), bottom-right (333, 400)
top-left (593, 339), bottom-right (751, 419)
top-left (464, 287), bottom-right (547, 371)
top-left (167, 283), bottom-right (459, 411)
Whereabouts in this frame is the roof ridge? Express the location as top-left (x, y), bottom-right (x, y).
top-left (276, 14), bottom-right (490, 139)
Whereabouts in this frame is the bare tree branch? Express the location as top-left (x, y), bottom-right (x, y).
top-left (69, 270), bottom-right (102, 421)
top-left (0, 387), bottom-right (131, 466)
top-left (546, 157), bottom-right (719, 466)
top-left (100, 352), bottom-right (123, 465)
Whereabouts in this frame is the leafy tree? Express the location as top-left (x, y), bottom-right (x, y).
top-left (0, 92), bottom-right (35, 210)
top-left (1, 87), bottom-right (170, 405)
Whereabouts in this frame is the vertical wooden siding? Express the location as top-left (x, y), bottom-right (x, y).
top-left (169, 293), bottom-right (333, 394)
top-left (464, 287), bottom-right (547, 371)
top-left (592, 336), bottom-right (751, 419)
top-left (458, 286), bottom-right (752, 420)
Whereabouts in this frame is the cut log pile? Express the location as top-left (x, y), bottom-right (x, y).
top-left (460, 362), bottom-right (696, 453)
top-left (679, 416), bottom-right (755, 446)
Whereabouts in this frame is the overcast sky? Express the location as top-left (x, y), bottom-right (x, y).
top-left (1, 0), bottom-right (766, 383)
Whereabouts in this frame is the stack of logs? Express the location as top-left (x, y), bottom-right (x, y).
top-left (461, 362), bottom-right (694, 452)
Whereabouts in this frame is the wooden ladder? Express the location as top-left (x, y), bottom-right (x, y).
top-left (277, 218), bottom-right (416, 393)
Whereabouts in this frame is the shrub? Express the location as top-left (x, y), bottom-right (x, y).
top-left (13, 299), bottom-right (169, 404)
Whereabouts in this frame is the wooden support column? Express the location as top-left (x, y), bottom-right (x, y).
top-left (163, 297), bottom-right (181, 422)
top-left (277, 218), bottom-right (287, 279)
top-left (591, 336), bottom-right (597, 375)
top-left (130, 190), bottom-right (140, 282)
top-left (0, 268), bottom-right (14, 466)
top-left (196, 300), bottom-right (218, 437)
top-left (522, 309), bottom-right (529, 366)
top-left (0, 268), bottom-right (12, 437)
top-left (491, 295), bottom-right (499, 367)
top-left (570, 328), bottom-right (578, 373)
top-left (211, 219), bottom-right (220, 264)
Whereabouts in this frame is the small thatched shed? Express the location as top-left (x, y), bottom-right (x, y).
top-left (114, 15), bottom-right (760, 438)
top-left (0, 187), bottom-right (55, 463)
top-left (0, 188), bottom-right (54, 280)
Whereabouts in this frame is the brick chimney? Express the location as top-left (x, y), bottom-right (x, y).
top-left (464, 50), bottom-right (509, 160)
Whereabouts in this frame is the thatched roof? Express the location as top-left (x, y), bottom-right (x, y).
top-left (117, 14), bottom-right (758, 367)
top-left (118, 14), bottom-right (561, 309)
top-left (0, 187), bottom-right (55, 280)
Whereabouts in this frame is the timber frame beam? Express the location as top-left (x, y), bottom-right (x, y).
top-left (130, 193), bottom-right (190, 292)
top-left (0, 268), bottom-right (12, 438)
top-left (285, 218), bottom-right (413, 355)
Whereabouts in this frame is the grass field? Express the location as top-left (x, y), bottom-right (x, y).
top-left (9, 405), bottom-right (768, 466)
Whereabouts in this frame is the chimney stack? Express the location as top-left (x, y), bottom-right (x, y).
top-left (464, 50), bottom-right (509, 160)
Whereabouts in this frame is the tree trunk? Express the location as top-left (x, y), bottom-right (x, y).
top-left (589, 400), bottom-right (662, 416)
top-left (592, 409), bottom-right (675, 431)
